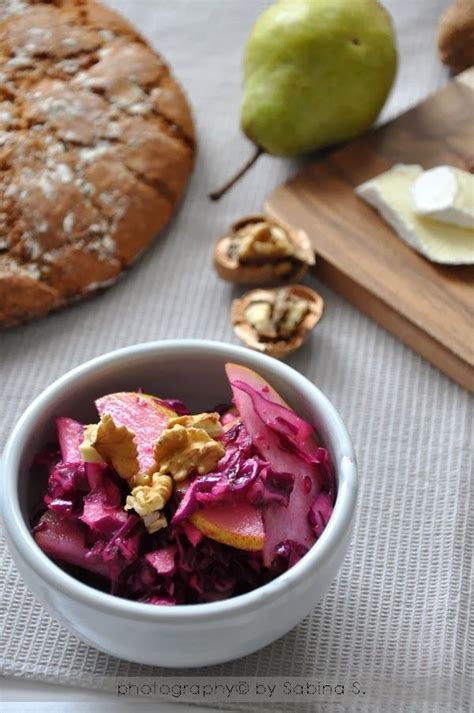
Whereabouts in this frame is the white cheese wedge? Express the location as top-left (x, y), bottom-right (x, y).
top-left (356, 164), bottom-right (474, 265)
top-left (412, 166), bottom-right (474, 229)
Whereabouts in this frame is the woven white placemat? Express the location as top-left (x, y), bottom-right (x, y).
top-left (1, 1), bottom-right (472, 711)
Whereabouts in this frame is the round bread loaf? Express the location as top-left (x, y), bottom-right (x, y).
top-left (0, 0), bottom-right (195, 327)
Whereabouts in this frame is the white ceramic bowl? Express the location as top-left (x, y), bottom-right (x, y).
top-left (1, 340), bottom-right (357, 667)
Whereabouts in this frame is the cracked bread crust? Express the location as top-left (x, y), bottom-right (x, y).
top-left (0, 0), bottom-right (195, 327)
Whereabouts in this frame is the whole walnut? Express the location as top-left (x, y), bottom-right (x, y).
top-left (438, 0), bottom-right (474, 73)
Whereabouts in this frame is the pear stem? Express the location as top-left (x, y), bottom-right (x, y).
top-left (209, 147), bottom-right (264, 201)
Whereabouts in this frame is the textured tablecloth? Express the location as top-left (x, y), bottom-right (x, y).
top-left (1, 1), bottom-right (472, 711)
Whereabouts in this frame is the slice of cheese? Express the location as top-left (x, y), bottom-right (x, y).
top-left (356, 164), bottom-right (474, 265)
top-left (412, 166), bottom-right (474, 229)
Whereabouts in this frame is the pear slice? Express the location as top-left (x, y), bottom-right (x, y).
top-left (56, 417), bottom-right (85, 463)
top-left (173, 477), bottom-right (265, 552)
top-left (226, 363), bottom-right (326, 566)
top-left (94, 392), bottom-right (176, 476)
top-left (190, 497), bottom-right (265, 552)
top-left (225, 362), bottom-right (289, 407)
top-left (34, 510), bottom-right (110, 578)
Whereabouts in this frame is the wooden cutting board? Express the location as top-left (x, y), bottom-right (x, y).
top-left (266, 68), bottom-right (474, 392)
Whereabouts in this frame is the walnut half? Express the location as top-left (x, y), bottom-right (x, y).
top-left (231, 285), bottom-right (324, 358)
top-left (168, 412), bottom-right (223, 439)
top-left (153, 421), bottom-right (225, 482)
top-left (80, 413), bottom-right (139, 479)
top-left (214, 214), bottom-right (315, 285)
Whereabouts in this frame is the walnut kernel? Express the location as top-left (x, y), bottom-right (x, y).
top-left (154, 424), bottom-right (225, 482)
top-left (125, 473), bottom-right (173, 533)
top-left (80, 413), bottom-right (138, 479)
top-left (168, 412), bottom-right (224, 439)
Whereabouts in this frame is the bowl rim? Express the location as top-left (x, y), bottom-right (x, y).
top-left (1, 339), bottom-right (357, 623)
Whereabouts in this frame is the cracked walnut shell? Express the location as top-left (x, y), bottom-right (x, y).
top-left (214, 214), bottom-right (315, 285)
top-left (231, 284), bottom-right (324, 358)
top-left (0, 0), bottom-right (195, 327)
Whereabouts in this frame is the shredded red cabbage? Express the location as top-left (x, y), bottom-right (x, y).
top-left (308, 491), bottom-right (334, 538)
top-left (31, 373), bottom-right (336, 605)
top-left (32, 446), bottom-right (271, 603)
top-left (43, 461), bottom-right (89, 519)
top-left (173, 421), bottom-right (295, 524)
top-left (229, 377), bottom-right (335, 566)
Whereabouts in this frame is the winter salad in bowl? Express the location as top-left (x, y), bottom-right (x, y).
top-left (31, 363), bottom-right (335, 605)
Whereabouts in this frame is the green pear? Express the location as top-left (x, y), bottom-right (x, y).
top-left (210, 0), bottom-right (397, 199)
